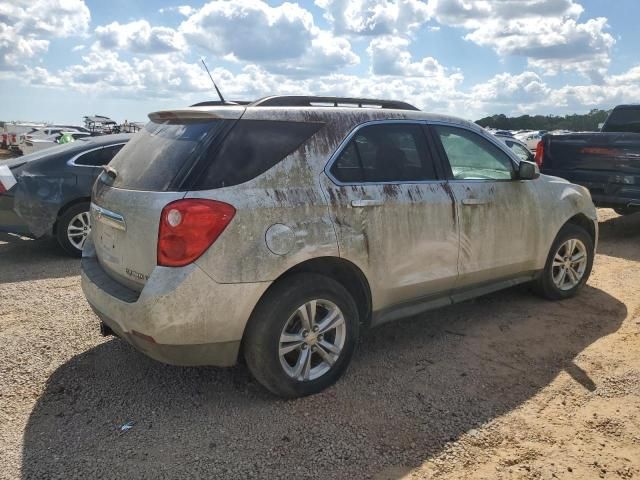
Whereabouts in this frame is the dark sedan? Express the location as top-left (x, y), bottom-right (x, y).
top-left (0, 133), bottom-right (132, 256)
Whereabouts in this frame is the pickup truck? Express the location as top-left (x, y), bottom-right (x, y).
top-left (536, 104), bottom-right (640, 215)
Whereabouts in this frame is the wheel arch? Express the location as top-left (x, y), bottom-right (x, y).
top-left (564, 213), bottom-right (596, 244)
top-left (52, 197), bottom-right (91, 235)
top-left (239, 256), bottom-right (373, 360)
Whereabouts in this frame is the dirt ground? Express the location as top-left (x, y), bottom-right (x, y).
top-left (0, 209), bottom-right (638, 480)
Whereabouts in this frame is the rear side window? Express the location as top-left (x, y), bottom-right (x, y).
top-left (330, 123), bottom-right (437, 183)
top-left (108, 120), bottom-right (226, 191)
top-left (602, 107), bottom-right (640, 133)
top-left (74, 144), bottom-right (124, 166)
top-left (191, 120), bottom-right (324, 189)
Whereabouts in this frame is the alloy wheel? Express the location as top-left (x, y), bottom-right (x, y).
top-left (279, 299), bottom-right (346, 381)
top-left (67, 211), bottom-right (91, 251)
top-left (552, 238), bottom-right (588, 291)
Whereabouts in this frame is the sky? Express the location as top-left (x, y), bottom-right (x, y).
top-left (1, 0), bottom-right (639, 125)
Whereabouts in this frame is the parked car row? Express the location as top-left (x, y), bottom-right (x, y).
top-left (3, 96), bottom-right (636, 398)
top-left (0, 134), bottom-right (131, 254)
top-left (535, 104), bottom-right (640, 215)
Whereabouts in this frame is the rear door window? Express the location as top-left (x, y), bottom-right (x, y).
top-left (107, 120), bottom-right (226, 191)
top-left (74, 144), bottom-right (125, 166)
top-left (330, 123), bottom-right (437, 183)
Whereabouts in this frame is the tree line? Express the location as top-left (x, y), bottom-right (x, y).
top-left (475, 109), bottom-right (610, 132)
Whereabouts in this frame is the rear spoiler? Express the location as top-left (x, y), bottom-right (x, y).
top-left (148, 106), bottom-right (245, 122)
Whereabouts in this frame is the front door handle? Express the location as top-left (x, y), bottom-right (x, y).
top-left (351, 199), bottom-right (384, 208)
top-left (462, 198), bottom-right (490, 206)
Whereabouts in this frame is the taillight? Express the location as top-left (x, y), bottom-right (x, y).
top-left (534, 140), bottom-right (544, 168)
top-left (0, 183), bottom-right (6, 194)
top-left (157, 199), bottom-right (235, 267)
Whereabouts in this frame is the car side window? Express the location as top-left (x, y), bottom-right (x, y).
top-left (74, 145), bottom-right (124, 166)
top-left (434, 126), bottom-right (515, 180)
top-left (505, 140), bottom-right (533, 162)
top-left (330, 123), bottom-right (437, 183)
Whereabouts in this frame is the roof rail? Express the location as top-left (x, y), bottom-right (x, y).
top-left (251, 96), bottom-right (419, 111)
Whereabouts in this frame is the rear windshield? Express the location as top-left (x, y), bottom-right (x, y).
top-left (108, 120), bottom-right (226, 191)
top-left (602, 107), bottom-right (640, 133)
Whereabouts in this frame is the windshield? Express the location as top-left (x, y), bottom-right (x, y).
top-left (107, 119), bottom-right (226, 191)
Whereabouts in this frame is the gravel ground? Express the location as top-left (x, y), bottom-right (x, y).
top-left (0, 209), bottom-right (639, 480)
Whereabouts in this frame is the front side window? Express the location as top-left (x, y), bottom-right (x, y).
top-left (330, 123), bottom-right (437, 183)
top-left (505, 140), bottom-right (533, 162)
top-left (434, 126), bottom-right (515, 180)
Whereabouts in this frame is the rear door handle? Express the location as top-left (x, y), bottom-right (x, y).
top-left (462, 198), bottom-right (490, 206)
top-left (351, 199), bottom-right (384, 208)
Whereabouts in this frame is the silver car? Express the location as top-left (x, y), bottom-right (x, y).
top-left (81, 96), bottom-right (597, 398)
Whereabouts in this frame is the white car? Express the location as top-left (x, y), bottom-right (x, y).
top-left (515, 131), bottom-right (546, 152)
top-left (21, 131), bottom-right (91, 155)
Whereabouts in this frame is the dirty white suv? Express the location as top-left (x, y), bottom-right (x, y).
top-left (81, 96), bottom-right (597, 398)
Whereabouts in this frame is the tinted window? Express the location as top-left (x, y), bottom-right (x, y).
top-left (505, 140), bottom-right (533, 162)
top-left (434, 126), bottom-right (514, 180)
top-left (74, 144), bottom-right (125, 166)
top-left (602, 107), bottom-right (640, 133)
top-left (330, 123), bottom-right (436, 183)
top-left (108, 120), bottom-right (226, 191)
top-left (191, 120), bottom-right (324, 189)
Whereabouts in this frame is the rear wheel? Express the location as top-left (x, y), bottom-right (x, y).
top-left (56, 202), bottom-right (91, 257)
top-left (534, 223), bottom-right (594, 300)
top-left (244, 273), bottom-right (359, 398)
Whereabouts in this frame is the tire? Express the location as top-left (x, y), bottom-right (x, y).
top-left (534, 223), bottom-right (594, 300)
top-left (244, 273), bottom-right (359, 398)
top-left (56, 202), bottom-right (91, 257)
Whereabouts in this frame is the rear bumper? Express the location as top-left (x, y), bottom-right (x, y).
top-left (80, 238), bottom-right (270, 367)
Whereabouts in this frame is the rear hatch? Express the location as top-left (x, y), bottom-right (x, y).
top-left (91, 107), bottom-right (244, 291)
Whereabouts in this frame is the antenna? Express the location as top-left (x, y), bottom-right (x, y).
top-left (201, 58), bottom-right (226, 104)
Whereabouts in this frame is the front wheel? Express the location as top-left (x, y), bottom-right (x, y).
top-left (534, 223), bottom-right (594, 300)
top-left (244, 273), bottom-right (359, 398)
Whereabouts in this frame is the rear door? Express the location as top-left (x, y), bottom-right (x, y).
top-left (321, 121), bottom-right (459, 311)
top-left (429, 124), bottom-right (541, 291)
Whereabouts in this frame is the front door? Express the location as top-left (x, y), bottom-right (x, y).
top-left (321, 121), bottom-right (459, 312)
top-left (429, 124), bottom-right (541, 289)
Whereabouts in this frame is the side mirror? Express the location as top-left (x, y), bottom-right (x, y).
top-left (518, 160), bottom-right (540, 180)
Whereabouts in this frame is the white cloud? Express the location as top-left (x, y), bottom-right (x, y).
top-left (2, 0), bottom-right (90, 37)
top-left (315, 0), bottom-right (433, 36)
top-left (0, 0), bottom-right (90, 70)
top-left (95, 20), bottom-right (186, 54)
top-left (158, 5), bottom-right (195, 16)
top-left (430, 0), bottom-right (614, 82)
top-left (367, 36), bottom-right (454, 77)
top-left (178, 0), bottom-right (358, 76)
top-left (180, 0), bottom-right (315, 61)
